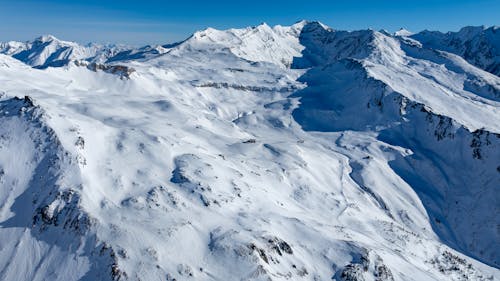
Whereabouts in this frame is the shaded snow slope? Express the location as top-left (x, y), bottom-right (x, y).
top-left (0, 95), bottom-right (119, 281)
top-left (0, 21), bottom-right (499, 281)
top-left (290, 23), bottom-right (500, 267)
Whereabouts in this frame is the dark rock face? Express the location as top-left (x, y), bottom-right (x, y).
top-left (74, 60), bottom-right (135, 79)
top-left (336, 250), bottom-right (394, 281)
top-left (340, 264), bottom-right (366, 281)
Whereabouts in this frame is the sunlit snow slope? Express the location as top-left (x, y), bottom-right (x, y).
top-left (0, 21), bottom-right (499, 281)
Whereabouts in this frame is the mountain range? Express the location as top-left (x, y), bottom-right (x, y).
top-left (0, 21), bottom-right (498, 281)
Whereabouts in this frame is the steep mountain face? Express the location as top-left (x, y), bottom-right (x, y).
top-left (0, 95), bottom-right (119, 281)
top-left (289, 25), bottom-right (499, 267)
top-left (0, 21), bottom-right (499, 281)
top-left (410, 26), bottom-right (500, 76)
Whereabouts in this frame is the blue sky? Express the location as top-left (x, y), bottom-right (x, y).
top-left (0, 0), bottom-right (498, 45)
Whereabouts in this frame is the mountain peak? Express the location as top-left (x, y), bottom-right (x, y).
top-left (34, 34), bottom-right (59, 43)
top-left (256, 22), bottom-right (271, 28)
top-left (298, 21), bottom-right (331, 36)
top-left (394, 28), bottom-right (413, 37)
top-left (456, 25), bottom-right (488, 37)
top-left (292, 19), bottom-right (309, 27)
top-left (298, 20), bottom-right (331, 31)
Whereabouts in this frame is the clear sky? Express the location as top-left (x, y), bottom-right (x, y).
top-left (0, 0), bottom-right (498, 45)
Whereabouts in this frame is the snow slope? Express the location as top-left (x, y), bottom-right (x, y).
top-left (0, 21), bottom-right (499, 281)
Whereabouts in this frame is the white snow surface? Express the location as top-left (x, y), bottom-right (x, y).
top-left (0, 22), bottom-right (499, 281)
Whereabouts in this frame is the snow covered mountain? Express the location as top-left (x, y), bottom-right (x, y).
top-left (409, 26), bottom-right (500, 76)
top-left (0, 21), bottom-right (499, 281)
top-left (0, 35), bottom-right (130, 68)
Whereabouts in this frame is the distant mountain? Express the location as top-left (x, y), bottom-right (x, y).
top-left (410, 26), bottom-right (500, 76)
top-left (2, 24), bottom-right (499, 77)
top-left (0, 21), bottom-right (498, 281)
top-left (0, 35), bottom-right (129, 68)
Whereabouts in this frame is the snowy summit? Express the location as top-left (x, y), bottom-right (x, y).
top-left (394, 28), bottom-right (413, 37)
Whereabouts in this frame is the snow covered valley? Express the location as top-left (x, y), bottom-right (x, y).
top-left (0, 21), bottom-right (499, 281)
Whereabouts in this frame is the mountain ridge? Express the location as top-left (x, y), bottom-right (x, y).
top-left (2, 22), bottom-right (498, 74)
